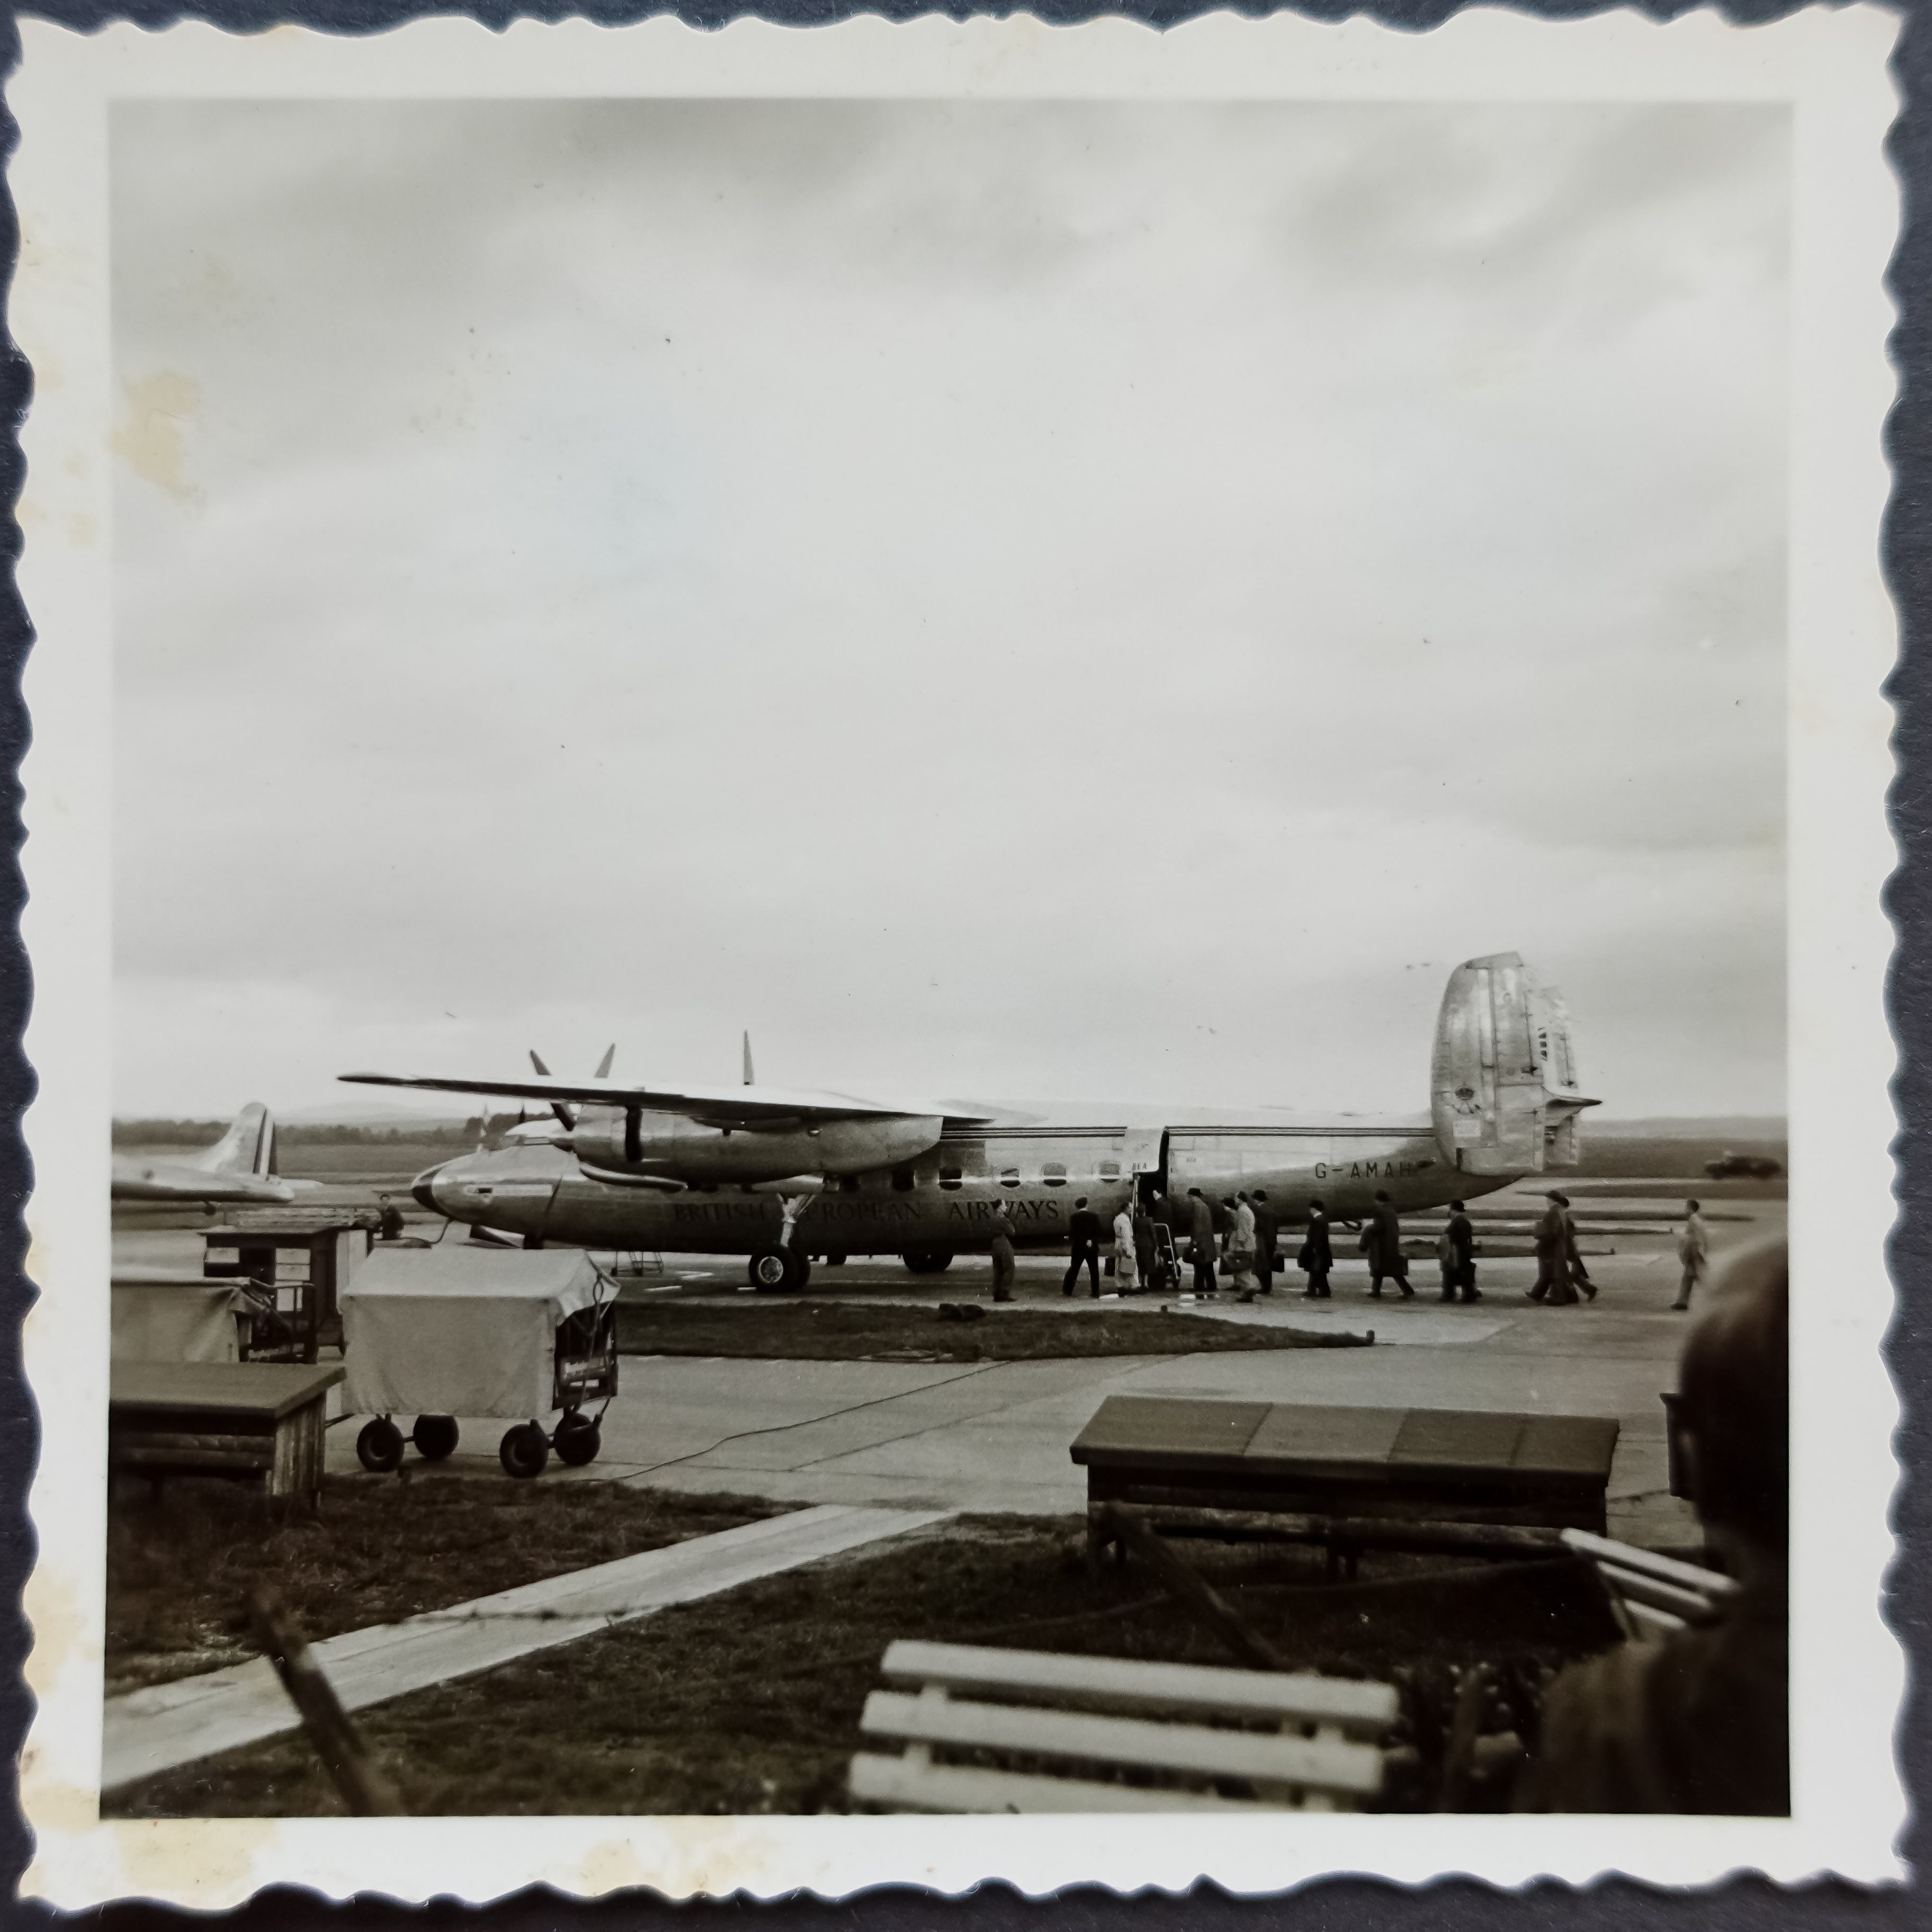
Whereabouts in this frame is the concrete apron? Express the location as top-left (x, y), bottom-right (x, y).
top-left (102, 1502), bottom-right (949, 1793)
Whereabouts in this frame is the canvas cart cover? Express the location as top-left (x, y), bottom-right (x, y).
top-left (341, 1246), bottom-right (603, 1420)
top-left (110, 1270), bottom-right (246, 1365)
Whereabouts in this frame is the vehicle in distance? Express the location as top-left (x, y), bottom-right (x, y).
top-left (1703, 1151), bottom-right (1784, 1181)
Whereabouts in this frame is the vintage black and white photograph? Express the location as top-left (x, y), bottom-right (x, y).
top-left (11, 6), bottom-right (1906, 1904)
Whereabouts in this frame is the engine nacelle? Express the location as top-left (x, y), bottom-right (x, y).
top-left (571, 1105), bottom-right (943, 1186)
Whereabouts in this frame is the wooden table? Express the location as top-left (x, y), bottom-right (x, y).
top-left (1070, 1397), bottom-right (1620, 1550)
top-left (109, 1362), bottom-right (345, 1508)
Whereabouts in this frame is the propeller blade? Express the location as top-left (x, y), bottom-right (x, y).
top-left (743, 1031), bottom-right (755, 1087)
top-left (595, 1043), bottom-right (616, 1080)
top-left (530, 1049), bottom-right (575, 1130)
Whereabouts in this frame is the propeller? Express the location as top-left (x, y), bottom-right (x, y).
top-left (530, 1046), bottom-right (617, 1131)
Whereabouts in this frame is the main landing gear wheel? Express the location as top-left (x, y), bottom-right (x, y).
top-left (499, 1421), bottom-right (550, 1480)
top-left (748, 1245), bottom-right (807, 1293)
top-left (357, 1417), bottom-right (405, 1473)
top-left (554, 1410), bottom-right (602, 1466)
top-left (412, 1415), bottom-right (460, 1462)
top-left (902, 1247), bottom-right (955, 1276)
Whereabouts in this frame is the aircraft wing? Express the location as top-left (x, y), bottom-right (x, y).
top-left (339, 1071), bottom-right (989, 1130)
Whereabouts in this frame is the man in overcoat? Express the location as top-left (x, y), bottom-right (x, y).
top-left (1360, 1190), bottom-right (1413, 1298)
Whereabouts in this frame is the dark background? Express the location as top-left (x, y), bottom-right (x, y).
top-left (0, 0), bottom-right (1923, 1925)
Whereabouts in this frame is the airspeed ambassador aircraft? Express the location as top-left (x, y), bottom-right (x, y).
top-left (342, 952), bottom-right (1597, 1291)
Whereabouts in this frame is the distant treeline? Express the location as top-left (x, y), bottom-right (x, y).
top-left (112, 1116), bottom-right (523, 1148)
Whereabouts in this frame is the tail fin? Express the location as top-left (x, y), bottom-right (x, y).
top-left (192, 1102), bottom-right (276, 1178)
top-left (1431, 954), bottom-right (1598, 1175)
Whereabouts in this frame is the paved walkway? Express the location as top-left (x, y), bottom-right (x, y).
top-left (102, 1501), bottom-right (946, 1793)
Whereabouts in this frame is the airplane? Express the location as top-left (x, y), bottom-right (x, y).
top-left (110, 1102), bottom-right (301, 1206)
top-left (341, 952), bottom-right (1598, 1292)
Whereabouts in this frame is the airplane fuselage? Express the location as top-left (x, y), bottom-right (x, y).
top-left (421, 1115), bottom-right (1516, 1257)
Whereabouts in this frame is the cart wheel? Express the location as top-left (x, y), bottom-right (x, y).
top-left (357, 1417), bottom-right (405, 1474)
top-left (499, 1421), bottom-right (550, 1479)
top-left (555, 1411), bottom-right (601, 1466)
top-left (413, 1414), bottom-right (460, 1461)
top-left (749, 1246), bottom-right (793, 1293)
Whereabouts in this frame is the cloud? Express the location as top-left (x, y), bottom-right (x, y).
top-left (109, 100), bottom-right (1788, 1120)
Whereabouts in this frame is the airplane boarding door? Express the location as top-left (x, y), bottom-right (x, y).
top-left (1123, 1127), bottom-right (1166, 1204)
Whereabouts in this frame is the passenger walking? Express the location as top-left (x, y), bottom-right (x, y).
top-left (1131, 1200), bottom-right (1156, 1295)
top-left (1672, 1198), bottom-right (1711, 1311)
top-left (1113, 1203), bottom-right (1139, 1294)
top-left (1529, 1192), bottom-right (1579, 1305)
top-left (1065, 1196), bottom-right (1104, 1299)
top-left (989, 1205), bottom-right (1016, 1303)
top-left (1186, 1188), bottom-right (1219, 1297)
top-left (1298, 1200), bottom-right (1334, 1297)
top-left (1360, 1191), bottom-right (1413, 1299)
top-left (1228, 1193), bottom-right (1259, 1302)
top-left (1560, 1193), bottom-right (1594, 1303)
top-left (1250, 1189), bottom-right (1280, 1293)
top-left (1445, 1199), bottom-right (1480, 1303)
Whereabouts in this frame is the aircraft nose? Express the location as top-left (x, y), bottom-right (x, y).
top-left (411, 1163), bottom-right (448, 1214)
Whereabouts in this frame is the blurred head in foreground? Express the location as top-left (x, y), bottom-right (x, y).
top-left (1676, 1236), bottom-right (1788, 1557)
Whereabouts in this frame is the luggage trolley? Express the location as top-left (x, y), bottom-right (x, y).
top-left (340, 1246), bottom-right (619, 1480)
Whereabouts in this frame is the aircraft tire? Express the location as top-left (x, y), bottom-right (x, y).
top-left (749, 1246), bottom-right (794, 1293)
top-left (357, 1417), bottom-right (405, 1474)
top-left (793, 1254), bottom-right (812, 1291)
top-left (902, 1247), bottom-right (954, 1276)
top-left (499, 1421), bottom-right (550, 1480)
top-left (555, 1411), bottom-right (601, 1466)
top-left (412, 1414), bottom-right (460, 1462)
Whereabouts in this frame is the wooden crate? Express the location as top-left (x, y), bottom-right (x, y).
top-left (109, 1361), bottom-right (345, 1508)
top-left (1072, 1397), bottom-right (1620, 1549)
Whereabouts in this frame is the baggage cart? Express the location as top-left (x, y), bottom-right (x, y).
top-left (339, 1246), bottom-right (618, 1479)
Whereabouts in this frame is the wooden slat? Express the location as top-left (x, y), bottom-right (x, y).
top-left (1071, 1398), bottom-right (1271, 1468)
top-left (112, 1435), bottom-right (276, 1469)
top-left (1117, 1504), bottom-right (1566, 1560)
top-left (1595, 1563), bottom-right (1723, 1625)
top-left (1560, 1529), bottom-right (1738, 1598)
top-left (859, 1691), bottom-right (1385, 1796)
top-left (878, 1641), bottom-right (1398, 1734)
top-left (849, 1753), bottom-right (1288, 1814)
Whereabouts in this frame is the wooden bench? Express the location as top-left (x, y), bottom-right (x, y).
top-left (1561, 1528), bottom-right (1737, 1641)
top-left (109, 1361), bottom-right (345, 1508)
top-left (1072, 1397), bottom-right (1620, 1565)
top-left (849, 1640), bottom-right (1399, 1813)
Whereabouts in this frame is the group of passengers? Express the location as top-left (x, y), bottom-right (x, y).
top-left (991, 1186), bottom-right (1717, 1315)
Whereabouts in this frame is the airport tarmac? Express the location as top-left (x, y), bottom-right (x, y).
top-left (115, 1183), bottom-right (1781, 1550)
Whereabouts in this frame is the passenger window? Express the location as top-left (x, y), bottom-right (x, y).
top-left (1042, 1163), bottom-right (1067, 1187)
top-left (999, 1168), bottom-right (1021, 1189)
top-left (839, 1175), bottom-right (861, 1194)
top-left (939, 1167), bottom-right (963, 1191)
top-left (1098, 1161), bottom-right (1121, 1179)
top-left (891, 1166), bottom-right (916, 1193)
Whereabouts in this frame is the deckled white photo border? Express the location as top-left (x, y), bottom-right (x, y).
top-left (10, 5), bottom-right (1906, 1903)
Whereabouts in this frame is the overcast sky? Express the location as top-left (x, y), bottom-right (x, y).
top-left (110, 99), bottom-right (1788, 1123)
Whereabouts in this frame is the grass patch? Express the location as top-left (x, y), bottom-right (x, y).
top-left (106, 1475), bottom-right (788, 1695)
top-left (110, 1515), bottom-right (1622, 1818)
top-left (614, 1298), bottom-right (1368, 1361)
